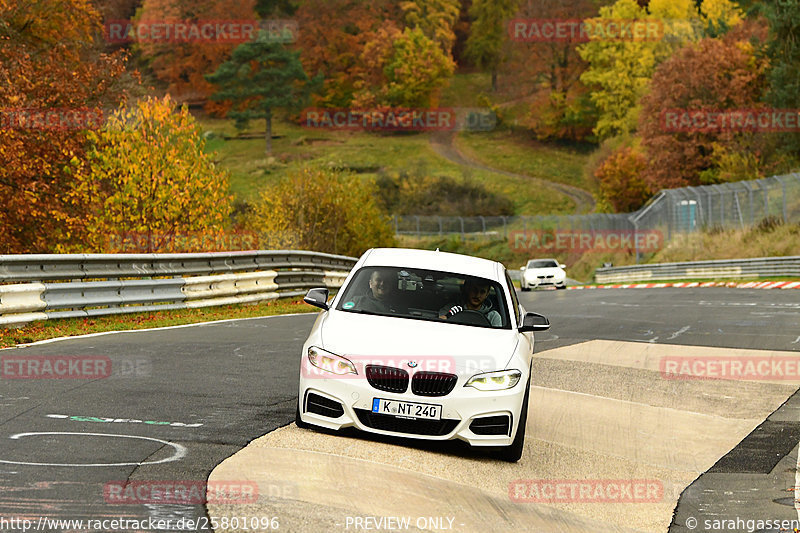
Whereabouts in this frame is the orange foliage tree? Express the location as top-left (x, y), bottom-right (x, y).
top-left (0, 0), bottom-right (129, 252)
top-left (594, 146), bottom-right (653, 212)
top-left (134, 0), bottom-right (259, 112)
top-left (638, 24), bottom-right (769, 190)
top-left (295, 0), bottom-right (403, 107)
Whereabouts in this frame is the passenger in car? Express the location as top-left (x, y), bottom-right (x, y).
top-left (438, 278), bottom-right (502, 327)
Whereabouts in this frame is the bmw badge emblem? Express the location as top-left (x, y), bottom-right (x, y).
top-left (407, 361), bottom-right (418, 368)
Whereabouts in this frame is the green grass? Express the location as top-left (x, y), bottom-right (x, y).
top-left (439, 72), bottom-right (493, 107)
top-left (456, 129), bottom-right (596, 193)
top-left (198, 114), bottom-right (575, 214)
top-left (0, 298), bottom-right (316, 349)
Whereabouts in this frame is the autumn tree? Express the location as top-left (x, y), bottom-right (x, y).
top-left (248, 166), bottom-right (395, 257)
top-left (594, 146), bottom-right (653, 211)
top-left (134, 0), bottom-right (259, 112)
top-left (254, 0), bottom-right (297, 17)
top-left (504, 0), bottom-right (599, 140)
top-left (0, 0), bottom-right (128, 252)
top-left (638, 28), bottom-right (769, 190)
top-left (63, 96), bottom-right (232, 252)
top-left (356, 27), bottom-right (455, 108)
top-left (465, 0), bottom-right (522, 91)
top-left (762, 0), bottom-right (800, 153)
top-left (206, 32), bottom-right (319, 155)
top-left (400, 0), bottom-right (461, 57)
top-left (295, 0), bottom-right (403, 107)
top-left (578, 0), bottom-right (742, 140)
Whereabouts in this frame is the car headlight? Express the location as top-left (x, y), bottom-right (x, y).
top-left (307, 347), bottom-right (357, 375)
top-left (465, 370), bottom-right (521, 391)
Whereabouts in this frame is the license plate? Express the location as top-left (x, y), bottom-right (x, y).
top-left (372, 398), bottom-right (442, 420)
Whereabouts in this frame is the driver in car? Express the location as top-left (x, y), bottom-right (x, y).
top-left (439, 278), bottom-right (502, 327)
top-left (352, 268), bottom-right (404, 314)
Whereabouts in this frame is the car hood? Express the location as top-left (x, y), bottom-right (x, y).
top-left (319, 310), bottom-right (519, 375)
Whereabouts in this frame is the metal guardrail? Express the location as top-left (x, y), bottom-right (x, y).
top-left (0, 251), bottom-right (357, 326)
top-left (595, 256), bottom-right (800, 284)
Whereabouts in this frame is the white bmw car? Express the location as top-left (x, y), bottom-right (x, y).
top-left (296, 248), bottom-right (550, 462)
top-left (520, 259), bottom-right (567, 291)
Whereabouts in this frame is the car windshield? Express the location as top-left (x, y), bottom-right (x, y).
top-left (335, 266), bottom-right (510, 329)
top-left (528, 260), bottom-right (558, 268)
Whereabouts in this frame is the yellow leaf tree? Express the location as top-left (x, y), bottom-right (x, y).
top-left (248, 166), bottom-right (395, 257)
top-left (64, 96), bottom-right (232, 252)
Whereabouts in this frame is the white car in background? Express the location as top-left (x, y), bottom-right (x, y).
top-left (297, 248), bottom-right (550, 462)
top-left (520, 259), bottom-right (567, 291)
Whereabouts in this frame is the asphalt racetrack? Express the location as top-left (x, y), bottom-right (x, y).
top-left (1, 288), bottom-right (799, 532)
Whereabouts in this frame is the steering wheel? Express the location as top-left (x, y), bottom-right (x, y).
top-left (449, 309), bottom-right (491, 326)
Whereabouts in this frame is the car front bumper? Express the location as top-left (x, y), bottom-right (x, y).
top-left (523, 277), bottom-right (565, 288)
top-left (298, 365), bottom-right (527, 447)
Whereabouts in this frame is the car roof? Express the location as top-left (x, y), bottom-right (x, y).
top-left (359, 248), bottom-right (503, 282)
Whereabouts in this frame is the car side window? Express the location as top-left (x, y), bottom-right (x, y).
top-left (505, 271), bottom-right (520, 326)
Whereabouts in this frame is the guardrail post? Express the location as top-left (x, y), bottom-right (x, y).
top-left (415, 216), bottom-right (420, 236)
top-left (438, 216), bottom-right (443, 235)
top-left (479, 216), bottom-right (486, 234)
top-left (458, 216), bottom-right (464, 237)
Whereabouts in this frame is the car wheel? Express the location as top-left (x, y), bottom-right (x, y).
top-left (556, 284), bottom-right (566, 290)
top-left (295, 402), bottom-right (310, 429)
top-left (498, 375), bottom-right (530, 463)
top-left (520, 286), bottom-right (530, 292)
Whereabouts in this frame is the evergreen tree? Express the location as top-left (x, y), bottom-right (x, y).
top-left (206, 32), bottom-right (320, 155)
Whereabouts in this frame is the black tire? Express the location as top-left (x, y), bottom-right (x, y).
top-left (556, 284), bottom-right (567, 290)
top-left (498, 375), bottom-right (530, 462)
top-left (520, 286), bottom-right (530, 292)
top-left (295, 402), bottom-right (310, 429)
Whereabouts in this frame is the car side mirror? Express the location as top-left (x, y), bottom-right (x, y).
top-left (519, 312), bottom-right (550, 332)
top-left (304, 288), bottom-right (330, 310)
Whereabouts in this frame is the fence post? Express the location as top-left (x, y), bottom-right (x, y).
top-left (742, 181), bottom-right (754, 225)
top-left (775, 175), bottom-right (788, 223)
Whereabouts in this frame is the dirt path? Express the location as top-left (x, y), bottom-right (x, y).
top-left (429, 130), bottom-right (596, 214)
